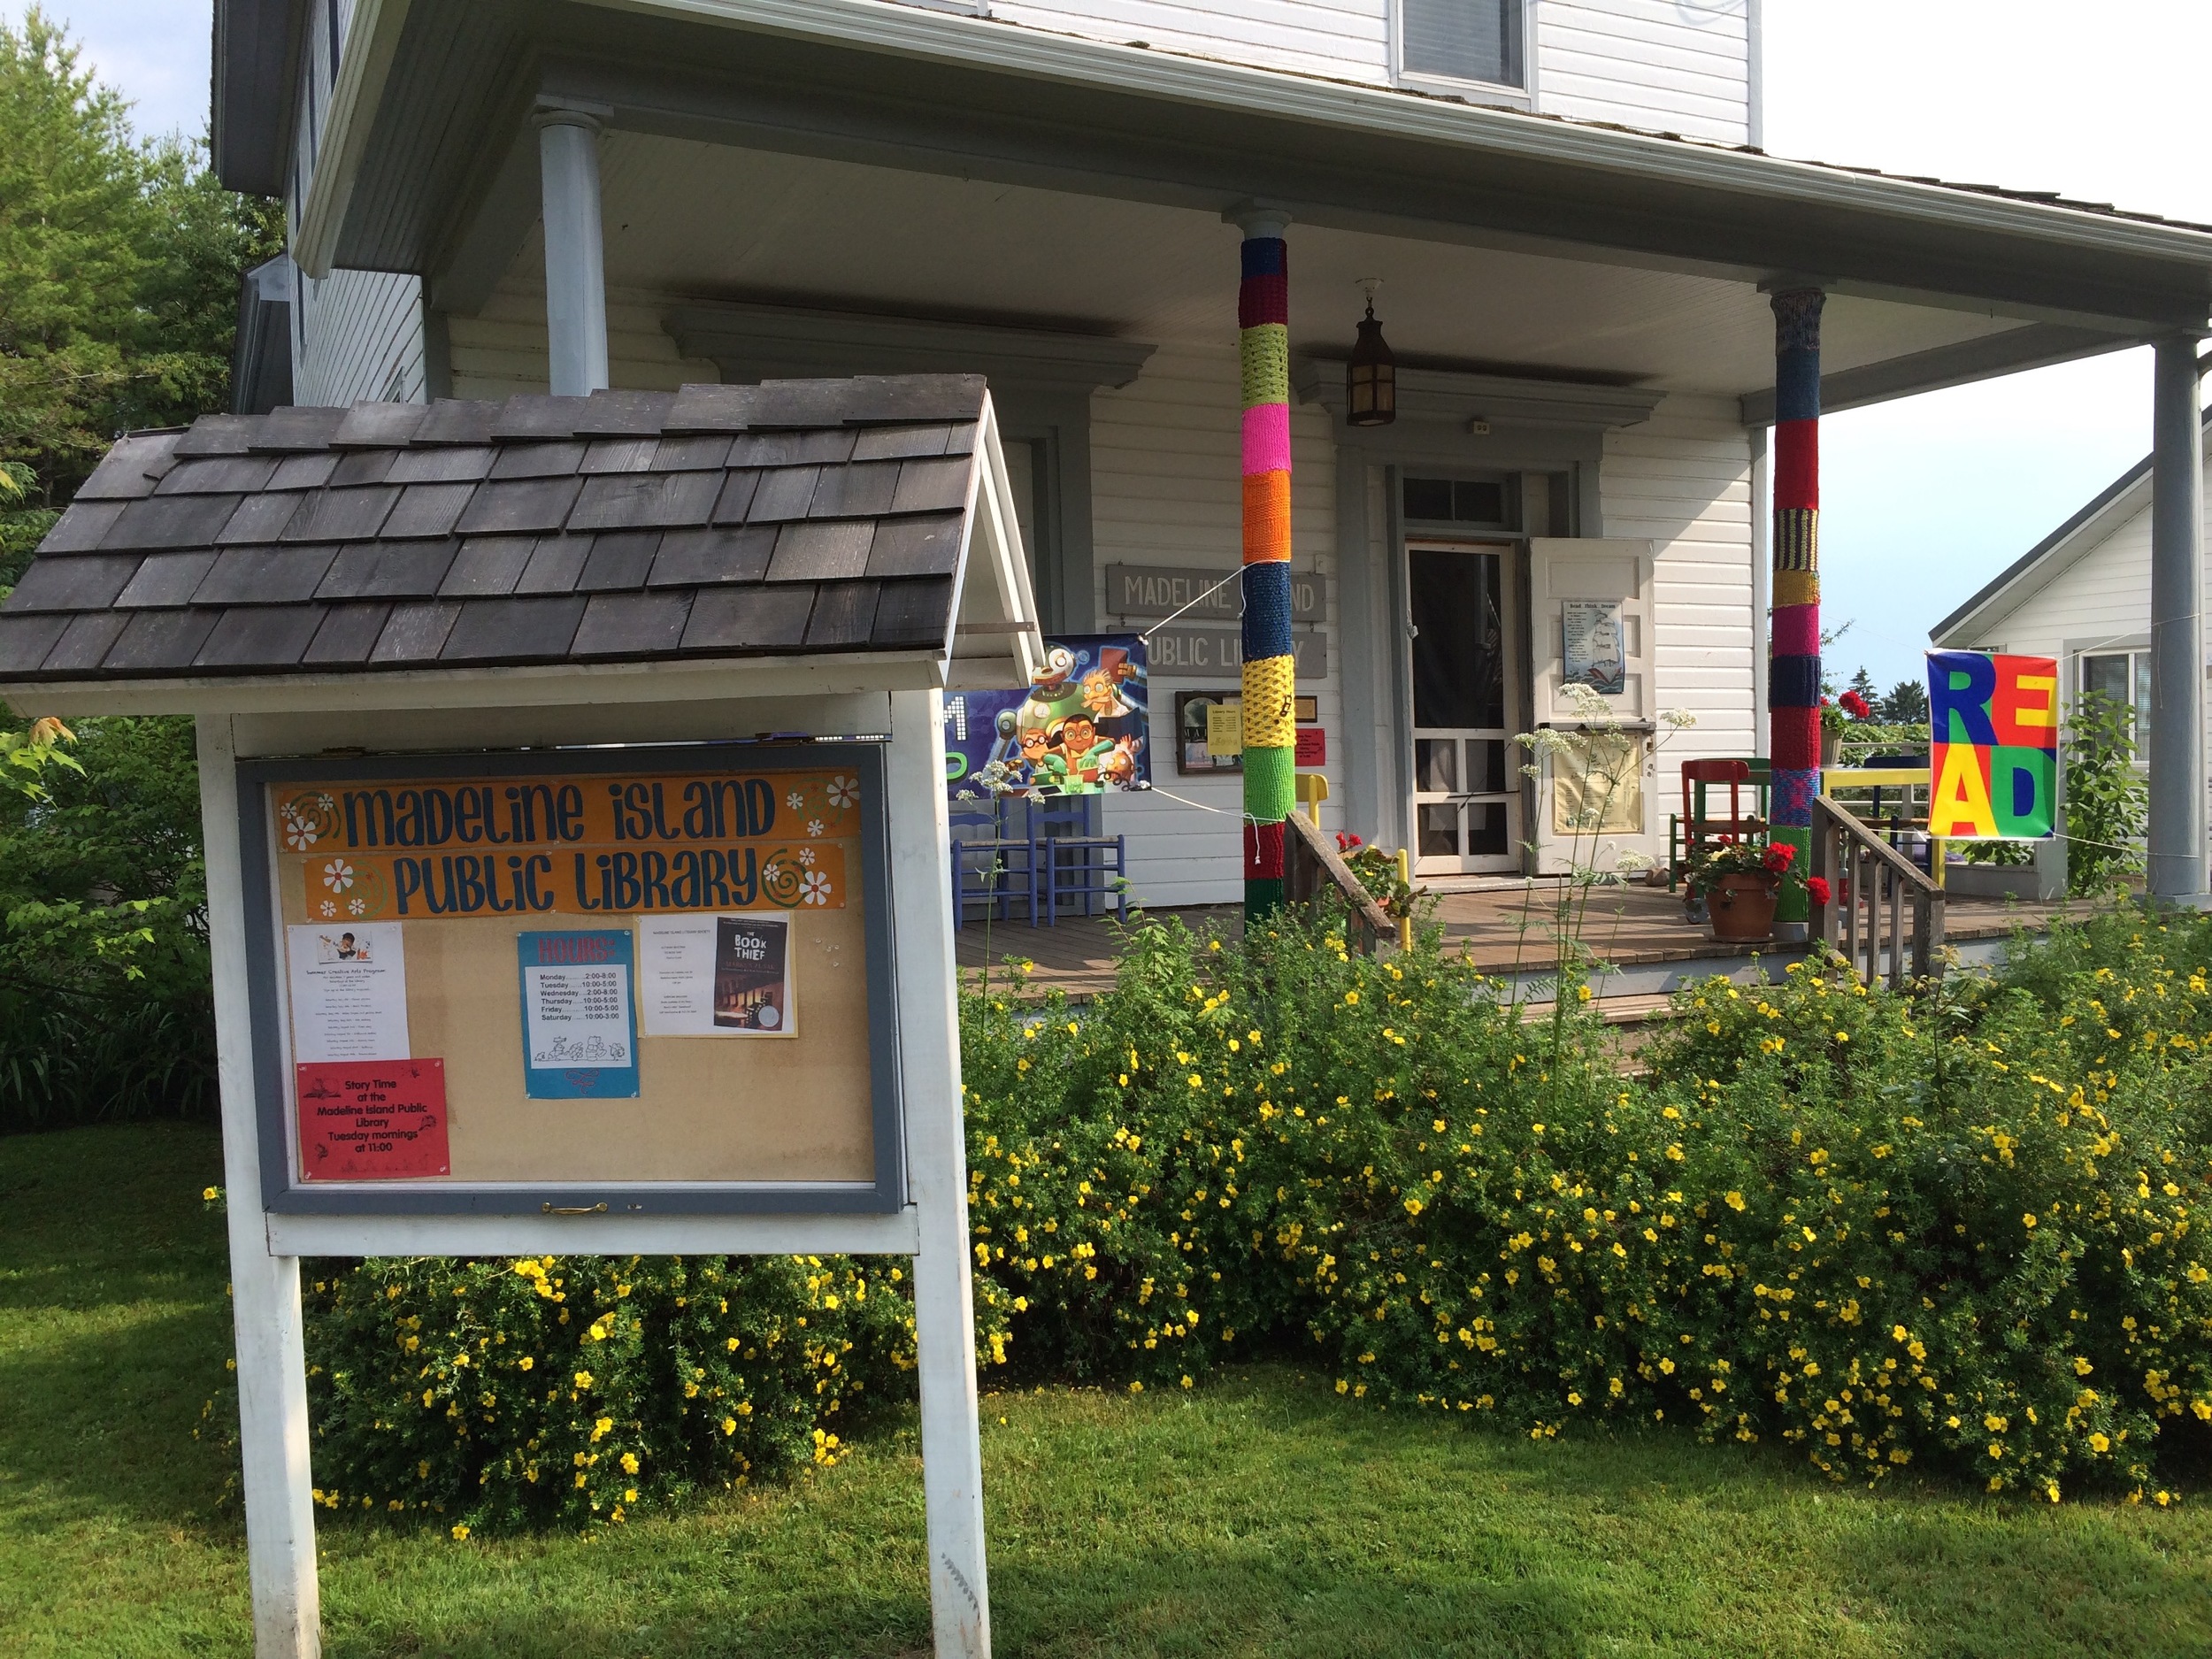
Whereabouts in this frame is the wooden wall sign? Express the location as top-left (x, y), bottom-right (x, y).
top-left (240, 744), bottom-right (902, 1216)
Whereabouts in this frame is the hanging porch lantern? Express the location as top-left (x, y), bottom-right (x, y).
top-left (1346, 278), bottom-right (1395, 427)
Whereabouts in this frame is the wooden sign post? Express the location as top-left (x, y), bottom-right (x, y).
top-left (0, 376), bottom-right (1041, 1659)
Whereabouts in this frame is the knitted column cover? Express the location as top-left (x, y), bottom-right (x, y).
top-left (1240, 229), bottom-right (1296, 916)
top-left (1769, 288), bottom-right (1824, 922)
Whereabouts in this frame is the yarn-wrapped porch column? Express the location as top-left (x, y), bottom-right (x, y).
top-left (1768, 288), bottom-right (1825, 929)
top-left (1238, 218), bottom-right (1297, 918)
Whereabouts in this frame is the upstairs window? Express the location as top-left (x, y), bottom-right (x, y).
top-left (1401, 0), bottom-right (1525, 91)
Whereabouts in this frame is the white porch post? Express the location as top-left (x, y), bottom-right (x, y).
top-left (2147, 334), bottom-right (2206, 902)
top-left (536, 105), bottom-right (611, 396)
top-left (198, 716), bottom-right (321, 1659)
top-left (886, 687), bottom-right (992, 1658)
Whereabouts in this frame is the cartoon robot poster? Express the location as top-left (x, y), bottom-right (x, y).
top-left (945, 636), bottom-right (1150, 800)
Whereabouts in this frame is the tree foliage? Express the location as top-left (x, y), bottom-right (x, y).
top-left (0, 10), bottom-right (273, 1127)
top-left (0, 7), bottom-right (281, 555)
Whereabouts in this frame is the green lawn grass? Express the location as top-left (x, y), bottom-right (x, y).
top-left (5, 1123), bottom-right (2212, 1658)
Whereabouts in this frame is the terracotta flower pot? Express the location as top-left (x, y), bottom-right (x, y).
top-left (1705, 872), bottom-right (1778, 941)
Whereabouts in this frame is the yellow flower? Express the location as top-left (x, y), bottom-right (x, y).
top-left (1343, 991), bottom-right (1359, 1005)
top-left (621, 1452), bottom-right (640, 1474)
top-left (450, 1524), bottom-right (470, 1541)
top-left (518, 1356), bottom-right (534, 1371)
top-left (201, 1187), bottom-right (219, 1202)
top-left (574, 1371), bottom-right (594, 1389)
top-left (1724, 1192), bottom-right (1746, 1212)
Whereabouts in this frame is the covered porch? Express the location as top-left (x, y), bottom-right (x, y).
top-left (949, 882), bottom-right (2104, 1005)
top-left (288, 0), bottom-right (2212, 906)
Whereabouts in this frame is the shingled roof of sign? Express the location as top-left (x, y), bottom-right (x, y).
top-left (0, 376), bottom-right (989, 682)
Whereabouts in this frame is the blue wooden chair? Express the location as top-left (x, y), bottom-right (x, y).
top-left (1030, 796), bottom-right (1127, 926)
top-left (949, 797), bottom-right (1040, 929)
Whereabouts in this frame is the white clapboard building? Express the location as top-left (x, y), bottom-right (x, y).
top-left (213, 0), bottom-right (2212, 907)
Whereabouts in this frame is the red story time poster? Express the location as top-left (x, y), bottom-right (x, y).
top-left (296, 1058), bottom-right (450, 1179)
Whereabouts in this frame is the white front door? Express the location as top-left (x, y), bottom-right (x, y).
top-left (1407, 539), bottom-right (1520, 875)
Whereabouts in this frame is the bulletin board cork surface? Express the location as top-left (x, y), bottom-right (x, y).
top-left (243, 747), bottom-right (898, 1208)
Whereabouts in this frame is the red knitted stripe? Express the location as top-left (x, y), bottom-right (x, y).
top-left (1239, 273), bottom-right (1289, 329)
top-left (1244, 819), bottom-right (1286, 879)
top-left (1773, 419), bottom-right (1819, 510)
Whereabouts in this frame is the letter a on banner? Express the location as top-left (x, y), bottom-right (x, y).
top-left (1926, 649), bottom-right (2059, 841)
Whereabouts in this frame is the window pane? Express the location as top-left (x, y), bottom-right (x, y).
top-left (1409, 549), bottom-right (1506, 730)
top-left (1402, 0), bottom-right (1522, 86)
top-left (2137, 652), bottom-right (2154, 749)
top-left (1452, 480), bottom-right (1506, 524)
top-left (1403, 477), bottom-right (1455, 521)
top-left (2082, 653), bottom-right (2130, 704)
top-left (1403, 476), bottom-right (1508, 526)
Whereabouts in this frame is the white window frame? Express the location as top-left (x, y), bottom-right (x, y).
top-left (1392, 0), bottom-right (1538, 108)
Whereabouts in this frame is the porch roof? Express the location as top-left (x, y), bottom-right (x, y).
top-left (250, 0), bottom-right (2212, 409)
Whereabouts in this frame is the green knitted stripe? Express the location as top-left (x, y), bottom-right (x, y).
top-left (1771, 826), bottom-right (1813, 922)
top-left (1242, 741), bottom-right (1296, 824)
top-left (1244, 877), bottom-right (1285, 918)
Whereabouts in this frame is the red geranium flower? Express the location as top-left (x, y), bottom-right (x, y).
top-left (1807, 875), bottom-right (1831, 905)
top-left (1336, 831), bottom-right (1363, 851)
top-left (1763, 842), bottom-right (1795, 873)
top-left (1839, 690), bottom-right (1873, 721)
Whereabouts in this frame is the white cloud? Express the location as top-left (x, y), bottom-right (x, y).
top-left (8, 1), bottom-right (213, 142)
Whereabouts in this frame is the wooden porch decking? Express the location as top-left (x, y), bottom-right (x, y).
top-left (950, 882), bottom-right (2107, 1002)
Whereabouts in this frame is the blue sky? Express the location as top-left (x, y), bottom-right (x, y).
top-left (14, 1), bottom-right (2209, 691)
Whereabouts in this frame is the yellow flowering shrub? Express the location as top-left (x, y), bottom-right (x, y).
top-left (212, 907), bottom-right (2212, 1529)
top-left (959, 905), bottom-right (2212, 1501)
top-left (265, 1252), bottom-right (914, 1532)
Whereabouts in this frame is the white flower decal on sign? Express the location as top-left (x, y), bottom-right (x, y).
top-left (787, 790), bottom-right (805, 810)
top-left (806, 819), bottom-right (826, 839)
top-left (282, 810), bottom-right (317, 851)
top-left (826, 776), bottom-right (859, 809)
top-left (319, 900), bottom-right (338, 918)
top-left (800, 871), bottom-right (832, 905)
top-left (798, 847), bottom-right (817, 867)
top-left (321, 859), bottom-right (356, 894)
top-left (347, 897), bottom-right (367, 917)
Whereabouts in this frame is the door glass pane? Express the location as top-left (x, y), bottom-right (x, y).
top-left (2136, 652), bottom-right (2154, 746)
top-left (1471, 738), bottom-right (1507, 795)
top-left (1402, 0), bottom-right (1522, 87)
top-left (1409, 549), bottom-right (1504, 730)
top-left (1418, 803), bottom-right (1462, 857)
top-left (1416, 739), bottom-right (1458, 793)
top-left (1467, 802), bottom-right (1509, 856)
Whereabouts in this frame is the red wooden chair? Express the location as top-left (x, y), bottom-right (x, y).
top-left (1669, 758), bottom-right (1766, 888)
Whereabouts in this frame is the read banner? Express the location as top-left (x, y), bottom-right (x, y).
top-left (1926, 649), bottom-right (2059, 841)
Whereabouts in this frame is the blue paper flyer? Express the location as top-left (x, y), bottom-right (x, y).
top-left (517, 929), bottom-right (641, 1099)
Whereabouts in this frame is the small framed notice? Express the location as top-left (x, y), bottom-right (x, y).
top-left (1563, 599), bottom-right (1626, 696)
top-left (518, 930), bottom-right (641, 1099)
top-left (635, 913), bottom-right (795, 1036)
top-left (296, 1058), bottom-right (449, 1179)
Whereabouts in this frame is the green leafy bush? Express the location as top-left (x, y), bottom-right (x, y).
top-left (2064, 691), bottom-right (2147, 895)
top-left (0, 715), bottom-right (212, 1131)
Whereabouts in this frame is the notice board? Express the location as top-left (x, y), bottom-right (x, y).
top-left (239, 743), bottom-right (900, 1216)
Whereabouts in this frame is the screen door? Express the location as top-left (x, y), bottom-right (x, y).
top-left (1408, 541), bottom-right (1518, 874)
